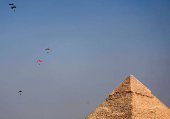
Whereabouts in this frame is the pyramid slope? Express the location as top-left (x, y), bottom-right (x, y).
top-left (86, 92), bottom-right (132, 119)
top-left (132, 93), bottom-right (170, 118)
top-left (86, 75), bottom-right (170, 119)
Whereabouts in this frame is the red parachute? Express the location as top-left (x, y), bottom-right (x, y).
top-left (18, 90), bottom-right (22, 96)
top-left (45, 47), bottom-right (50, 50)
top-left (37, 60), bottom-right (42, 62)
top-left (37, 60), bottom-right (42, 65)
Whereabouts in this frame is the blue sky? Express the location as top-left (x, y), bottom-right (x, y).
top-left (0, 0), bottom-right (170, 119)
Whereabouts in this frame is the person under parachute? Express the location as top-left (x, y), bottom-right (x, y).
top-left (45, 47), bottom-right (50, 53)
top-left (11, 6), bottom-right (16, 12)
top-left (18, 90), bottom-right (22, 96)
top-left (37, 60), bottom-right (42, 65)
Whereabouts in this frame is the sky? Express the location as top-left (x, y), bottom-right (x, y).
top-left (0, 0), bottom-right (170, 119)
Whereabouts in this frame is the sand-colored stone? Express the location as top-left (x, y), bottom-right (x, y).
top-left (86, 75), bottom-right (170, 119)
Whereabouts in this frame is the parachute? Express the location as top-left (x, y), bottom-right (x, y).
top-left (18, 90), bottom-right (22, 96)
top-left (45, 47), bottom-right (50, 50)
top-left (37, 60), bottom-right (42, 62)
top-left (37, 60), bottom-right (42, 65)
top-left (45, 47), bottom-right (50, 53)
top-left (11, 6), bottom-right (16, 9)
top-left (9, 4), bottom-right (14, 5)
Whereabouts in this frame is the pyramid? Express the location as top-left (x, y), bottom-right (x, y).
top-left (86, 75), bottom-right (170, 119)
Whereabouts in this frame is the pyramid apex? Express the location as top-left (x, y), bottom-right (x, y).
top-left (109, 75), bottom-right (152, 97)
top-left (128, 75), bottom-right (135, 79)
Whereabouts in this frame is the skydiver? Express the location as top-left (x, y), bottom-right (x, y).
top-left (20, 94), bottom-right (21, 96)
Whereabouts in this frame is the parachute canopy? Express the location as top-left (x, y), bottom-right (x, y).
top-left (45, 47), bottom-right (50, 50)
top-left (37, 60), bottom-right (42, 62)
top-left (9, 4), bottom-right (14, 5)
top-left (11, 6), bottom-right (16, 9)
top-left (18, 90), bottom-right (22, 93)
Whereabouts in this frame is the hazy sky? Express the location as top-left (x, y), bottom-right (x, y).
top-left (0, 0), bottom-right (170, 119)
